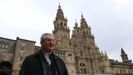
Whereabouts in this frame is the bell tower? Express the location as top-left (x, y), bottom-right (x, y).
top-left (53, 5), bottom-right (70, 49)
top-left (53, 5), bottom-right (76, 75)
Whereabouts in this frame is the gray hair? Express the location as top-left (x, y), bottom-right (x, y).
top-left (40, 33), bottom-right (54, 43)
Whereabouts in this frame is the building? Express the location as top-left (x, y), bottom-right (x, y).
top-left (0, 5), bottom-right (133, 75)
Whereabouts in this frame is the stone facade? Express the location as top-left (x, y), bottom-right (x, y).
top-left (0, 5), bottom-right (133, 75)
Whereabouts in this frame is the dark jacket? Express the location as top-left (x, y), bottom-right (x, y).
top-left (19, 50), bottom-right (68, 75)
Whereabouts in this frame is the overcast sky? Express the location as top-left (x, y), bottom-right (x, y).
top-left (0, 0), bottom-right (133, 61)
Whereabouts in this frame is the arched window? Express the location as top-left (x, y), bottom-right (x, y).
top-left (79, 63), bottom-right (87, 74)
top-left (0, 41), bottom-right (9, 49)
top-left (61, 22), bottom-right (63, 26)
top-left (80, 68), bottom-right (87, 74)
top-left (0, 61), bottom-right (12, 75)
top-left (2, 42), bottom-right (5, 48)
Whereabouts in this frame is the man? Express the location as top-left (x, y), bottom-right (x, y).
top-left (19, 33), bottom-right (68, 75)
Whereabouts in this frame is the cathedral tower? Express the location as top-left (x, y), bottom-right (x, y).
top-left (71, 15), bottom-right (98, 74)
top-left (121, 48), bottom-right (131, 63)
top-left (53, 5), bottom-right (70, 49)
top-left (71, 15), bottom-right (112, 75)
top-left (53, 5), bottom-right (76, 75)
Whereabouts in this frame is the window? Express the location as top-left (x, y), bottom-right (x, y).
top-left (68, 53), bottom-right (72, 56)
top-left (5, 44), bottom-right (9, 48)
top-left (2, 44), bottom-right (4, 48)
top-left (80, 63), bottom-right (86, 67)
top-left (80, 62), bottom-right (87, 74)
top-left (80, 68), bottom-right (87, 74)
top-left (0, 41), bottom-right (9, 49)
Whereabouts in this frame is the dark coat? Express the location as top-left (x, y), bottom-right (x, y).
top-left (19, 50), bottom-right (68, 75)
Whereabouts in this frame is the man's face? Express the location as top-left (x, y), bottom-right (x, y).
top-left (41, 35), bottom-right (55, 52)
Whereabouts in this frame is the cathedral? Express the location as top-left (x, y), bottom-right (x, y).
top-left (0, 5), bottom-right (133, 75)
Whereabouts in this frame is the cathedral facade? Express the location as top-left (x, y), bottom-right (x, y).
top-left (0, 5), bottom-right (133, 75)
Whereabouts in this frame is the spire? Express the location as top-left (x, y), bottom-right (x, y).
top-left (104, 51), bottom-right (108, 59)
top-left (55, 4), bottom-right (64, 20)
top-left (53, 5), bottom-right (69, 33)
top-left (81, 13), bottom-right (83, 18)
top-left (74, 20), bottom-right (78, 28)
top-left (121, 48), bottom-right (126, 55)
top-left (80, 14), bottom-right (89, 29)
top-left (101, 51), bottom-right (104, 55)
top-left (121, 48), bottom-right (129, 62)
top-left (59, 3), bottom-right (61, 9)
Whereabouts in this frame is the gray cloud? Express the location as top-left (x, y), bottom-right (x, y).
top-left (0, 0), bottom-right (133, 61)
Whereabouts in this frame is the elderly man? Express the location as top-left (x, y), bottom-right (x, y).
top-left (19, 33), bottom-right (68, 75)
